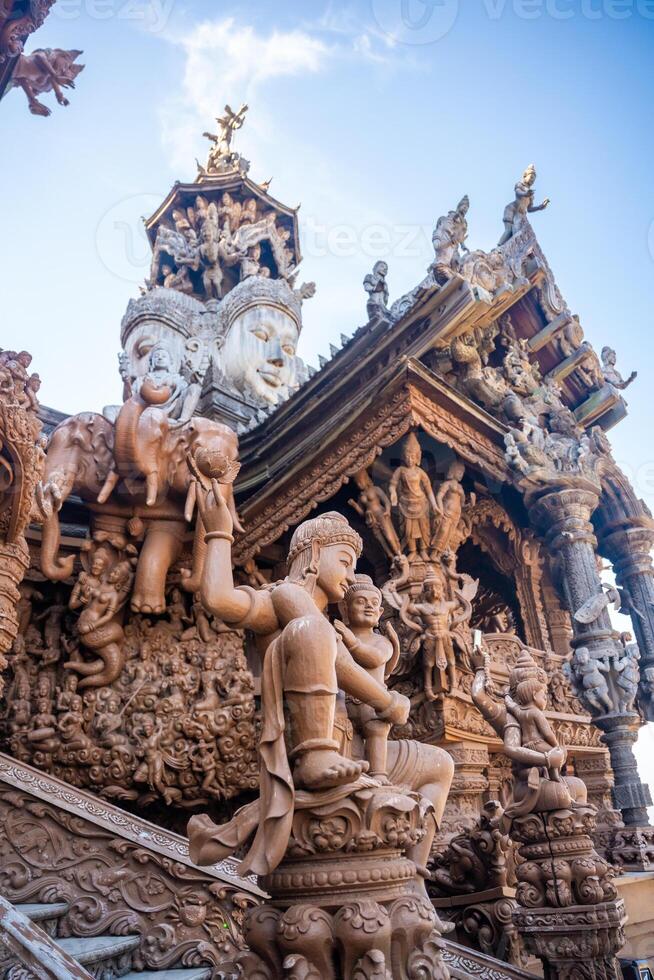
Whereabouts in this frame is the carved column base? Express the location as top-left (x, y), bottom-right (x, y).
top-left (594, 712), bottom-right (653, 829)
top-left (234, 784), bottom-right (451, 979)
top-left (609, 825), bottom-right (654, 872)
top-left (509, 804), bottom-right (626, 977)
top-left (513, 900), bottom-right (627, 980)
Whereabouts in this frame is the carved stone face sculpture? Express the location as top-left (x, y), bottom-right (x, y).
top-left (219, 302), bottom-right (299, 405)
top-left (123, 322), bottom-right (185, 386)
top-left (119, 288), bottom-right (208, 395)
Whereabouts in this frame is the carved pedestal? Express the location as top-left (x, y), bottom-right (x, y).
top-left (514, 902), bottom-right (626, 980)
top-left (235, 785), bottom-right (451, 979)
top-left (510, 804), bottom-right (626, 980)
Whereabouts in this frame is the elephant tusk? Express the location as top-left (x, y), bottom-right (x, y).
top-left (184, 480), bottom-right (197, 523)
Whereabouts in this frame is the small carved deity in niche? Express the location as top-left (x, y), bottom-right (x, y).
top-left (348, 468), bottom-right (401, 559)
top-left (498, 164), bottom-right (550, 246)
top-left (334, 575), bottom-right (400, 782)
top-left (431, 194), bottom-right (470, 283)
top-left (403, 571), bottom-right (471, 698)
top-left (240, 243), bottom-right (269, 280)
top-left (363, 260), bottom-right (389, 317)
top-left (431, 459), bottom-right (466, 558)
top-left (161, 262), bottom-right (194, 294)
top-left (389, 432), bottom-right (438, 561)
top-left (601, 346), bottom-right (637, 391)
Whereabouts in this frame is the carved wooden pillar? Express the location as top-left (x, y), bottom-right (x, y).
top-left (529, 486), bottom-right (652, 833)
top-left (438, 741), bottom-right (489, 846)
top-left (0, 352), bottom-right (44, 695)
top-left (600, 520), bottom-right (654, 721)
top-left (540, 577), bottom-right (574, 657)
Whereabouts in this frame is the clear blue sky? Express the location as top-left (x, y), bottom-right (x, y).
top-left (3, 0), bottom-right (654, 792)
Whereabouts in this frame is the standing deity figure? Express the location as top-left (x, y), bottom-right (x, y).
top-left (498, 164), bottom-right (550, 246)
top-left (202, 103), bottom-right (249, 173)
top-left (389, 432), bottom-right (437, 561)
top-left (431, 459), bottom-right (466, 557)
top-left (402, 572), bottom-right (471, 698)
top-left (431, 195), bottom-right (470, 283)
top-left (348, 468), bottom-right (401, 559)
top-left (601, 346), bottom-right (637, 391)
top-left (187, 494), bottom-right (409, 876)
top-left (363, 260), bottom-right (389, 317)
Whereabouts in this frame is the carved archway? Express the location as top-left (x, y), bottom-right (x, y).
top-left (458, 497), bottom-right (551, 652)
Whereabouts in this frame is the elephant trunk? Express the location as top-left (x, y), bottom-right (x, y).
top-left (40, 509), bottom-right (75, 581)
top-left (181, 513), bottom-right (206, 595)
top-left (112, 397), bottom-right (146, 481)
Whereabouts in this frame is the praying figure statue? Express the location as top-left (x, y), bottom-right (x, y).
top-left (389, 431), bottom-right (438, 561)
top-left (498, 164), bottom-right (550, 246)
top-left (187, 495), bottom-right (410, 876)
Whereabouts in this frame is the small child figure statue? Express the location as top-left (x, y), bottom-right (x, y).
top-left (335, 575), bottom-right (400, 782)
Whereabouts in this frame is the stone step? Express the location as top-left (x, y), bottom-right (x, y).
top-left (58, 934), bottom-right (141, 974)
top-left (120, 971), bottom-right (213, 980)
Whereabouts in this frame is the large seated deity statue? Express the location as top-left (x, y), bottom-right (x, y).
top-left (188, 487), bottom-right (454, 880)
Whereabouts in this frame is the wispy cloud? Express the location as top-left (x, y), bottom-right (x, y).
top-left (158, 17), bottom-right (333, 170)
top-left (158, 12), bottom-right (417, 170)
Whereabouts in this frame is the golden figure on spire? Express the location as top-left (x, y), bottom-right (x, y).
top-left (201, 102), bottom-right (249, 175)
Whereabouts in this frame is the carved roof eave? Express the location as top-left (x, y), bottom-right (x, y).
top-left (240, 273), bottom-right (517, 463)
top-left (144, 175), bottom-right (301, 261)
top-left (233, 358), bottom-right (508, 562)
